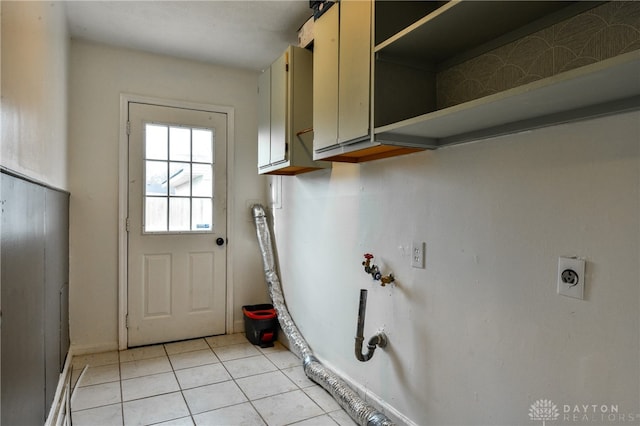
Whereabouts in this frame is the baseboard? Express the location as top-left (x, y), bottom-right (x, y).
top-left (70, 341), bottom-right (119, 356)
top-left (233, 319), bottom-right (245, 334)
top-left (314, 354), bottom-right (418, 426)
top-left (45, 347), bottom-right (75, 426)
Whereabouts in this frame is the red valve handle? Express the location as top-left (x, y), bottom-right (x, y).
top-left (364, 253), bottom-right (374, 259)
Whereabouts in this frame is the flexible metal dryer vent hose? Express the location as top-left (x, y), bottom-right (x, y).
top-left (251, 205), bottom-right (395, 426)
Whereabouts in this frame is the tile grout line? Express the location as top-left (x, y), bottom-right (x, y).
top-left (164, 341), bottom-right (197, 426)
top-left (118, 349), bottom-right (125, 425)
top-left (70, 336), bottom-right (351, 426)
top-left (206, 336), bottom-right (273, 426)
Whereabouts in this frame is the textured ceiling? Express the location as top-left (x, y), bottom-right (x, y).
top-left (64, 1), bottom-right (313, 71)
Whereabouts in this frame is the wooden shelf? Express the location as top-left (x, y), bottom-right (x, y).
top-left (315, 140), bottom-right (424, 163)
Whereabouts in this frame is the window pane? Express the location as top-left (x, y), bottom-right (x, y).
top-left (192, 129), bottom-right (213, 163)
top-left (169, 162), bottom-right (191, 196)
top-left (145, 197), bottom-right (167, 232)
top-left (145, 124), bottom-right (168, 160)
top-left (192, 198), bottom-right (212, 231)
top-left (192, 164), bottom-right (212, 197)
top-left (170, 127), bottom-right (191, 161)
top-left (142, 122), bottom-right (215, 234)
top-left (146, 161), bottom-right (167, 196)
top-left (169, 198), bottom-right (190, 231)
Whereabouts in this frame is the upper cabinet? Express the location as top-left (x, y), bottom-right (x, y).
top-left (313, 0), bottom-right (424, 162)
top-left (312, 0), bottom-right (640, 163)
top-left (258, 45), bottom-right (329, 175)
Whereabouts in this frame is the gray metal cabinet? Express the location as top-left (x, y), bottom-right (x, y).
top-left (1, 171), bottom-right (70, 426)
top-left (44, 188), bottom-right (70, 414)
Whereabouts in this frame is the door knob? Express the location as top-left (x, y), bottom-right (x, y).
top-left (216, 237), bottom-right (226, 246)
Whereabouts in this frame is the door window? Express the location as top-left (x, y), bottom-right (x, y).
top-left (143, 123), bottom-right (215, 233)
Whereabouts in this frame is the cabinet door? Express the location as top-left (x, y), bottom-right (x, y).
top-left (270, 51), bottom-right (288, 164)
top-left (258, 67), bottom-right (272, 168)
top-left (1, 174), bottom-right (46, 426)
top-left (338, 0), bottom-right (371, 144)
top-left (313, 4), bottom-right (339, 152)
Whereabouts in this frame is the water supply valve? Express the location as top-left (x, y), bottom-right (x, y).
top-left (362, 253), bottom-right (395, 286)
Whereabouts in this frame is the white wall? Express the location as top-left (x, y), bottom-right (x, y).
top-left (68, 40), bottom-right (268, 352)
top-left (270, 112), bottom-right (640, 425)
top-left (1, 1), bottom-right (69, 189)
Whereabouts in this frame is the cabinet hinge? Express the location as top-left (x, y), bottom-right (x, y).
top-left (125, 314), bottom-right (129, 328)
top-left (126, 121), bottom-right (131, 135)
top-left (126, 217), bottom-right (130, 232)
top-left (285, 51), bottom-right (289, 72)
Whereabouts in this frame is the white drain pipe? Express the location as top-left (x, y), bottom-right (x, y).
top-left (251, 204), bottom-right (395, 426)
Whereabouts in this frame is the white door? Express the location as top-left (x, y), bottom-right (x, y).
top-left (127, 102), bottom-right (227, 347)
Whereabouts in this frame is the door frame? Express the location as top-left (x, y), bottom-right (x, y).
top-left (118, 93), bottom-right (235, 350)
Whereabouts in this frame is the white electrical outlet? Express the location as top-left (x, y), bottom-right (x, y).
top-left (557, 257), bottom-right (585, 299)
top-left (411, 241), bottom-right (425, 269)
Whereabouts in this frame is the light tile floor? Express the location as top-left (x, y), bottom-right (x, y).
top-left (70, 334), bottom-right (357, 426)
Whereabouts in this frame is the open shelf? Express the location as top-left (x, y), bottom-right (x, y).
top-left (375, 1), bottom-right (584, 68)
top-left (372, 0), bottom-right (640, 149)
top-left (374, 51), bottom-right (640, 147)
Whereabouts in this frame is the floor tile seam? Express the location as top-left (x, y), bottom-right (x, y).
top-left (227, 376), bottom-right (271, 426)
top-left (71, 351), bottom-right (121, 366)
top-left (248, 387), bottom-right (316, 405)
top-left (204, 335), bottom-right (246, 351)
top-left (282, 412), bottom-right (338, 426)
top-left (162, 336), bottom-right (209, 355)
top-left (70, 401), bottom-right (124, 414)
top-left (122, 385), bottom-right (190, 404)
top-left (71, 360), bottom-right (120, 370)
top-left (245, 399), bottom-right (271, 426)
top-left (248, 388), bottom-right (326, 426)
top-left (165, 347), bottom-right (216, 358)
top-left (121, 369), bottom-right (179, 384)
top-left (215, 350), bottom-right (267, 363)
top-left (135, 411), bottom-right (192, 426)
top-left (166, 345), bottom-right (198, 424)
top-left (171, 359), bottom-right (222, 372)
top-left (146, 414), bottom-right (194, 426)
top-left (218, 355), bottom-right (279, 381)
top-left (191, 351), bottom-right (274, 424)
top-left (234, 371), bottom-right (302, 403)
top-left (187, 395), bottom-right (252, 417)
top-left (164, 343), bottom-right (216, 357)
top-left (121, 369), bottom-right (174, 381)
top-left (221, 352), bottom-right (277, 367)
top-left (74, 377), bottom-right (122, 389)
top-left (118, 345), bottom-right (168, 363)
top-left (300, 386), bottom-right (340, 412)
top-left (118, 349), bottom-right (126, 425)
top-left (72, 396), bottom-right (125, 414)
top-left (177, 376), bottom-right (234, 392)
top-left (120, 354), bottom-right (170, 366)
top-left (168, 347), bottom-right (218, 359)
